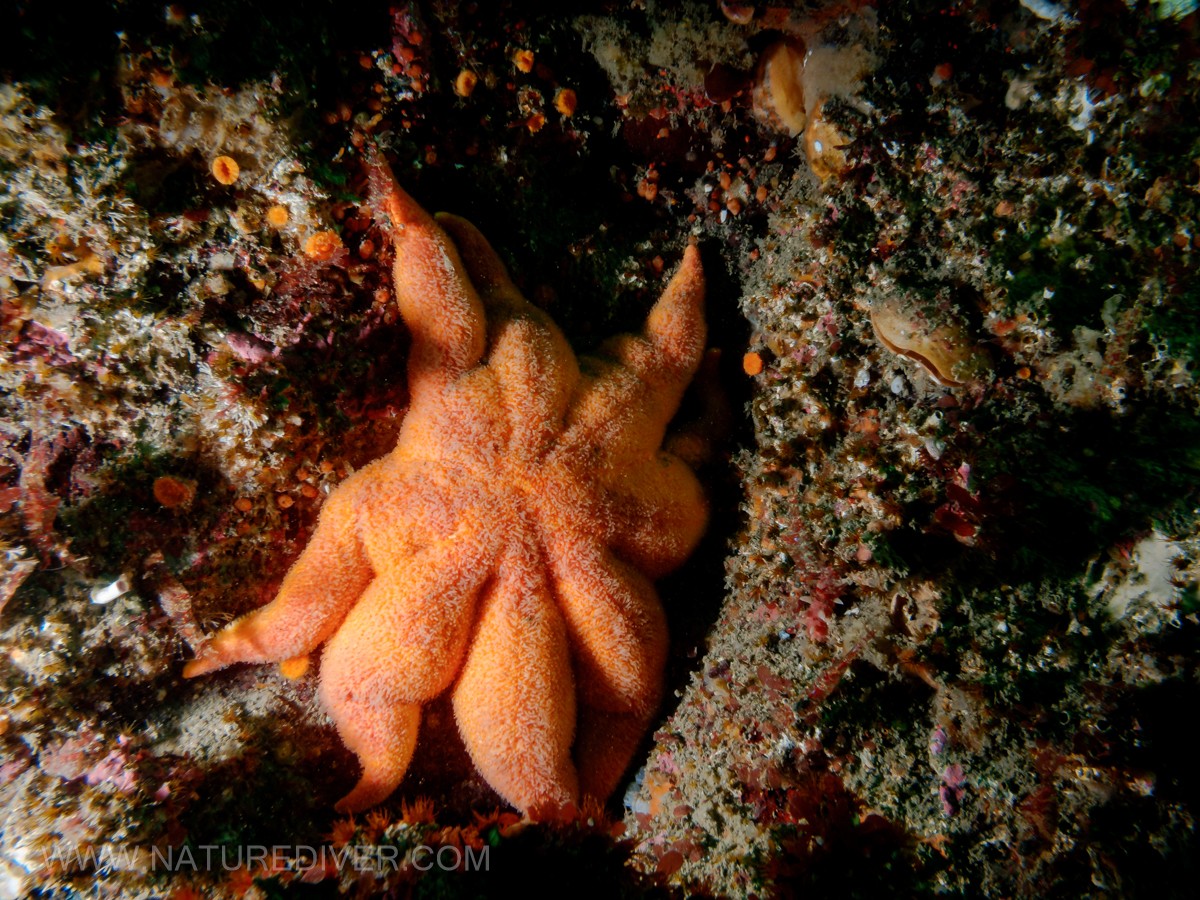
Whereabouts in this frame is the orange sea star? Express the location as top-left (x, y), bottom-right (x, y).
top-left (184, 157), bottom-right (708, 814)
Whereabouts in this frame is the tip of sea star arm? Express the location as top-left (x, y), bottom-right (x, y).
top-left (569, 242), bottom-right (706, 448)
top-left (180, 622), bottom-right (245, 678)
top-left (329, 702), bottom-right (420, 813)
top-left (365, 144), bottom-right (434, 232)
top-left (643, 243), bottom-right (706, 378)
top-left (182, 476), bottom-right (374, 682)
top-left (180, 616), bottom-right (277, 679)
top-left (181, 653), bottom-right (223, 679)
top-left (364, 155), bottom-right (488, 383)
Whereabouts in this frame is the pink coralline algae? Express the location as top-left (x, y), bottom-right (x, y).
top-left (940, 764), bottom-right (967, 817)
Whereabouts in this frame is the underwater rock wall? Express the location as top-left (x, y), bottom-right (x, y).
top-left (2, 2), bottom-right (1199, 897)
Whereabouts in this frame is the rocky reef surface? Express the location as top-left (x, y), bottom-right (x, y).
top-left (2, 2), bottom-right (1199, 897)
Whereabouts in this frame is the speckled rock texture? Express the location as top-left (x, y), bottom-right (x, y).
top-left (2, 2), bottom-right (1199, 898)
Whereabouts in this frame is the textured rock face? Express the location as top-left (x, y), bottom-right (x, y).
top-left (3, 1), bottom-right (1200, 897)
top-left (618, 3), bottom-right (1200, 896)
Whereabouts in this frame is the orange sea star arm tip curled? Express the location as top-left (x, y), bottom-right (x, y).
top-left (185, 155), bottom-right (708, 814)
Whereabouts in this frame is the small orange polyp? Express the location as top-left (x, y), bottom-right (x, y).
top-left (513, 49), bottom-right (535, 73)
top-left (304, 230), bottom-right (343, 261)
top-left (454, 69), bottom-right (478, 97)
top-left (743, 351), bottom-right (765, 376)
top-left (212, 156), bottom-right (240, 185)
top-left (279, 655), bottom-right (310, 680)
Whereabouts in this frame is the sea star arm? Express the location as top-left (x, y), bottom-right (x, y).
top-left (319, 529), bottom-right (494, 812)
top-left (638, 242), bottom-right (708, 387)
top-left (547, 537), bottom-right (668, 802)
top-left (564, 245), bottom-right (706, 464)
top-left (606, 451), bottom-right (708, 577)
top-left (614, 242), bottom-right (707, 446)
top-left (452, 536), bottom-right (579, 813)
top-left (182, 465), bottom-right (375, 678)
top-left (437, 213), bottom-right (581, 460)
top-left (375, 169), bottom-right (487, 404)
top-left (549, 246), bottom-right (707, 572)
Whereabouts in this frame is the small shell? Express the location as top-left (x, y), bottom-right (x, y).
top-left (751, 40), bottom-right (807, 137)
top-left (870, 298), bottom-right (987, 387)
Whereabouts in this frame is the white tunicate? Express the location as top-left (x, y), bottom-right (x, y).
top-left (91, 575), bottom-right (132, 604)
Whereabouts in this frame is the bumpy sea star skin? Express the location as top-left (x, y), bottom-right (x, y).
top-left (184, 157), bottom-right (708, 814)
